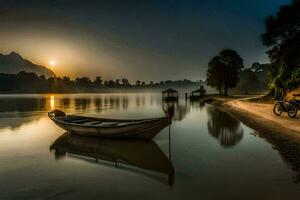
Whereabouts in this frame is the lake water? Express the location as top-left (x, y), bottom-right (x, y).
top-left (0, 93), bottom-right (299, 200)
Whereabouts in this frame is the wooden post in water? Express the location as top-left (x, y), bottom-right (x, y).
top-left (169, 124), bottom-right (171, 162)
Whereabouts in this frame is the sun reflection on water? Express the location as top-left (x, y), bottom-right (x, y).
top-left (50, 96), bottom-right (55, 111)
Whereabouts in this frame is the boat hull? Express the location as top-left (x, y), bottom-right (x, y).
top-left (49, 113), bottom-right (170, 139)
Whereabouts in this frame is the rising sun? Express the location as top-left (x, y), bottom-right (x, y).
top-left (49, 60), bottom-right (56, 66)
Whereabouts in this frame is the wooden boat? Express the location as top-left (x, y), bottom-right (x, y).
top-left (48, 109), bottom-right (170, 139)
top-left (50, 133), bottom-right (174, 185)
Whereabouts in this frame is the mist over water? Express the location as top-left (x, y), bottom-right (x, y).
top-left (0, 93), bottom-right (299, 200)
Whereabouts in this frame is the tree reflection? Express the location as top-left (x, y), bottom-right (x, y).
top-left (0, 97), bottom-right (47, 130)
top-left (190, 99), bottom-right (205, 110)
top-left (0, 98), bottom-right (46, 113)
top-left (122, 97), bottom-right (129, 110)
top-left (94, 97), bottom-right (128, 112)
top-left (162, 100), bottom-right (190, 121)
top-left (207, 107), bottom-right (243, 147)
top-left (75, 98), bottom-right (91, 111)
top-left (94, 98), bottom-right (103, 112)
top-left (60, 98), bottom-right (70, 108)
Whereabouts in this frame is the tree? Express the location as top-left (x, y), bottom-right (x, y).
top-left (135, 80), bottom-right (141, 86)
top-left (104, 80), bottom-right (116, 88)
top-left (238, 68), bottom-right (260, 94)
top-left (262, 0), bottom-right (300, 97)
top-left (94, 76), bottom-right (103, 87)
top-left (251, 62), bottom-right (264, 73)
top-left (207, 49), bottom-right (244, 95)
top-left (115, 79), bottom-right (121, 86)
top-left (39, 75), bottom-right (46, 81)
top-left (207, 56), bottom-right (224, 94)
top-left (165, 80), bottom-right (172, 85)
top-left (121, 78), bottom-right (130, 86)
top-left (249, 63), bottom-right (270, 90)
top-left (75, 77), bottom-right (92, 88)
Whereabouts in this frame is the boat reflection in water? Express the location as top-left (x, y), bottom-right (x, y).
top-left (50, 133), bottom-right (174, 186)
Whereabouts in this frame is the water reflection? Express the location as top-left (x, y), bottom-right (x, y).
top-left (1, 94), bottom-right (300, 199)
top-left (0, 97), bottom-right (47, 113)
top-left (94, 98), bottom-right (103, 112)
top-left (50, 133), bottom-right (174, 185)
top-left (0, 97), bottom-right (48, 130)
top-left (75, 98), bottom-right (91, 111)
top-left (61, 98), bottom-right (70, 108)
top-left (122, 97), bottom-right (129, 110)
top-left (0, 94), bottom-right (243, 134)
top-left (0, 94), bottom-right (200, 122)
top-left (190, 99), bottom-right (205, 110)
top-left (206, 107), bottom-right (244, 147)
top-left (50, 96), bottom-right (55, 111)
top-left (252, 131), bottom-right (300, 183)
top-left (162, 100), bottom-right (191, 121)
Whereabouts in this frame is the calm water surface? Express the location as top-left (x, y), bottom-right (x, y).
top-left (0, 93), bottom-right (299, 200)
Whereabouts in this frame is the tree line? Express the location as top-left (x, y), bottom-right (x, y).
top-left (0, 71), bottom-right (204, 93)
top-left (206, 50), bottom-right (269, 95)
top-left (206, 0), bottom-right (300, 97)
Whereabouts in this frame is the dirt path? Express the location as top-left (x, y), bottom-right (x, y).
top-left (206, 96), bottom-right (300, 142)
top-left (228, 100), bottom-right (300, 133)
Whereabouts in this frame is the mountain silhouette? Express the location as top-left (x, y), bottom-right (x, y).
top-left (0, 52), bottom-right (55, 77)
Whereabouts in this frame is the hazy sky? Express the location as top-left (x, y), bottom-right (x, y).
top-left (0, 0), bottom-right (291, 81)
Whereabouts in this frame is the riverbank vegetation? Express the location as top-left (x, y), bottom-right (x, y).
top-left (207, 0), bottom-right (300, 98)
top-left (206, 50), bottom-right (269, 96)
top-left (261, 0), bottom-right (300, 98)
top-left (0, 71), bottom-right (204, 93)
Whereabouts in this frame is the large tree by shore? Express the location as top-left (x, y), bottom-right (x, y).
top-left (262, 0), bottom-right (300, 97)
top-left (207, 49), bottom-right (244, 95)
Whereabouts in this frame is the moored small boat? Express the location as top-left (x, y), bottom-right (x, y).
top-left (48, 109), bottom-right (170, 139)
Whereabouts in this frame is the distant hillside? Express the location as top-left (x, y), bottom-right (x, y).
top-left (0, 52), bottom-right (55, 77)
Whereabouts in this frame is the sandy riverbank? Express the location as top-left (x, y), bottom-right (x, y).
top-left (205, 96), bottom-right (300, 182)
top-left (205, 96), bottom-right (300, 142)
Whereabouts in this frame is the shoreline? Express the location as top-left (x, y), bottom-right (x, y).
top-left (205, 97), bottom-right (300, 142)
top-left (205, 96), bottom-right (300, 182)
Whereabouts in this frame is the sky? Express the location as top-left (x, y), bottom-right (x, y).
top-left (0, 0), bottom-right (291, 82)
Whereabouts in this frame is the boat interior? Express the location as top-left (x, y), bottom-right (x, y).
top-left (55, 115), bottom-right (160, 127)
